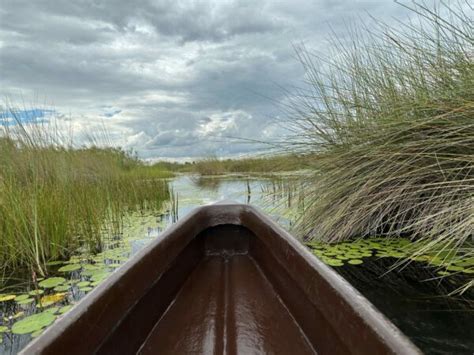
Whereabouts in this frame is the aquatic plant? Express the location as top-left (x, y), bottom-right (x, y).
top-left (307, 238), bottom-right (474, 277)
top-left (11, 312), bottom-right (56, 335)
top-left (38, 278), bottom-right (66, 289)
top-left (0, 294), bottom-right (16, 302)
top-left (58, 264), bottom-right (81, 273)
top-left (288, 2), bottom-right (473, 288)
top-left (0, 112), bottom-right (171, 274)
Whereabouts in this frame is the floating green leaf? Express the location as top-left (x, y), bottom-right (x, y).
top-left (82, 264), bottom-right (99, 271)
top-left (39, 277), bottom-right (66, 289)
top-left (17, 298), bottom-right (35, 305)
top-left (0, 295), bottom-right (16, 302)
top-left (76, 281), bottom-right (90, 288)
top-left (0, 326), bottom-right (8, 332)
top-left (58, 264), bottom-right (81, 273)
top-left (79, 286), bottom-right (93, 292)
top-left (348, 259), bottom-right (363, 265)
top-left (58, 305), bottom-right (73, 314)
top-left (15, 294), bottom-right (30, 302)
top-left (324, 258), bottom-right (344, 267)
top-left (29, 289), bottom-right (44, 296)
top-left (40, 293), bottom-right (67, 307)
top-left (31, 329), bottom-right (44, 338)
top-left (107, 263), bottom-right (122, 269)
top-left (91, 271), bottom-right (110, 283)
top-left (53, 285), bottom-right (70, 292)
top-left (11, 312), bottom-right (56, 335)
top-left (45, 307), bottom-right (59, 314)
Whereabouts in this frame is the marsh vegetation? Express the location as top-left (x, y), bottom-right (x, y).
top-left (0, 114), bottom-right (171, 276)
top-left (284, 1), bottom-right (473, 291)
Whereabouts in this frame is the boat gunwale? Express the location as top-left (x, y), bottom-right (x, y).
top-left (21, 202), bottom-right (420, 355)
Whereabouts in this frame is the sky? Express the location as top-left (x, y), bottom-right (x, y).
top-left (0, 0), bottom-right (413, 160)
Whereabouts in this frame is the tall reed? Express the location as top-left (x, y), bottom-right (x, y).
top-left (0, 110), bottom-right (171, 275)
top-left (287, 2), bottom-right (473, 270)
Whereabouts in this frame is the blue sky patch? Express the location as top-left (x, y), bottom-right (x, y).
top-left (0, 109), bottom-right (54, 126)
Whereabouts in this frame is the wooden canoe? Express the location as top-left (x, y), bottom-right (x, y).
top-left (22, 202), bottom-right (420, 355)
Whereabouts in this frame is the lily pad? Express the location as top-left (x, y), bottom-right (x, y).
top-left (11, 312), bottom-right (56, 335)
top-left (39, 277), bottom-right (66, 289)
top-left (58, 305), bottom-right (73, 314)
top-left (40, 293), bottom-right (67, 307)
top-left (44, 307), bottom-right (59, 314)
top-left (107, 263), bottom-right (122, 269)
top-left (0, 326), bottom-right (8, 332)
top-left (15, 294), bottom-right (30, 302)
top-left (348, 259), bottom-right (363, 265)
top-left (17, 298), bottom-right (35, 305)
top-left (58, 264), bottom-right (81, 273)
top-left (53, 285), bottom-right (70, 292)
top-left (91, 271), bottom-right (111, 283)
top-left (79, 286), bottom-right (93, 292)
top-left (324, 259), bottom-right (344, 267)
top-left (82, 264), bottom-right (99, 271)
top-left (76, 281), bottom-right (90, 288)
top-left (29, 289), bottom-right (44, 296)
top-left (31, 329), bottom-right (44, 338)
top-left (82, 268), bottom-right (108, 277)
top-left (0, 295), bottom-right (16, 302)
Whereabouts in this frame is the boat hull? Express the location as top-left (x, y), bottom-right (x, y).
top-left (22, 203), bottom-right (420, 355)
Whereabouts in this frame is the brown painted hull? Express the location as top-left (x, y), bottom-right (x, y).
top-left (22, 203), bottom-right (420, 355)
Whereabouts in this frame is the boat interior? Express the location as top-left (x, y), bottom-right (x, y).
top-left (22, 204), bottom-right (419, 355)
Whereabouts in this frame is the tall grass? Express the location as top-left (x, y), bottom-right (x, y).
top-left (287, 2), bottom-right (473, 270)
top-left (0, 111), bottom-right (171, 275)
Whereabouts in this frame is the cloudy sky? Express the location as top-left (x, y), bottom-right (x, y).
top-left (0, 0), bottom-right (412, 160)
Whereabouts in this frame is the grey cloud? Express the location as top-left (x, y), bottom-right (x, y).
top-left (0, 0), bottom-right (413, 159)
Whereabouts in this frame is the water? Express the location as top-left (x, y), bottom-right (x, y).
top-left (0, 174), bottom-right (472, 354)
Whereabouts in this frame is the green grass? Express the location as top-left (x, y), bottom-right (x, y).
top-left (286, 1), bottom-right (473, 286)
top-left (0, 116), bottom-right (171, 276)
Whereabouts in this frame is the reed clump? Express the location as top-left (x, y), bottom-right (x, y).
top-left (288, 2), bottom-right (473, 272)
top-left (0, 115), bottom-right (171, 275)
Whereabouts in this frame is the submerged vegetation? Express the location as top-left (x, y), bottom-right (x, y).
top-left (0, 113), bottom-right (171, 276)
top-left (286, 2), bottom-right (473, 288)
